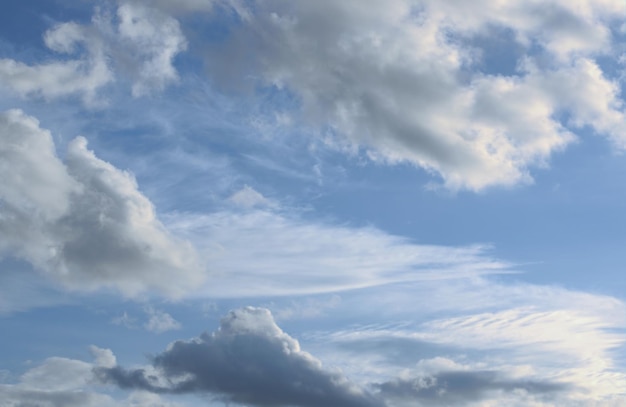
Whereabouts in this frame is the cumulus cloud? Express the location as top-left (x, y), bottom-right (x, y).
top-left (0, 1), bottom-right (186, 103)
top-left (97, 307), bottom-right (383, 407)
top-left (0, 109), bottom-right (202, 298)
top-left (199, 0), bottom-right (626, 190)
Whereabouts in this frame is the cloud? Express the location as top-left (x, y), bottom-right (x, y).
top-left (144, 307), bottom-right (182, 333)
top-left (0, 1), bottom-right (186, 103)
top-left (97, 307), bottom-right (383, 407)
top-left (112, 311), bottom-right (138, 329)
top-left (198, 0), bottom-right (626, 190)
top-left (19, 357), bottom-right (94, 392)
top-left (0, 22), bottom-right (112, 105)
top-left (0, 347), bottom-right (180, 407)
top-left (317, 278), bottom-right (626, 402)
top-left (0, 387), bottom-right (115, 407)
top-left (115, 2), bottom-right (188, 96)
top-left (374, 369), bottom-right (567, 406)
top-left (228, 185), bottom-right (274, 208)
top-left (166, 210), bottom-right (511, 297)
top-left (0, 109), bottom-right (202, 298)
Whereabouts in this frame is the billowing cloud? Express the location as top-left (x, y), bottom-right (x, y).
top-left (0, 1), bottom-right (186, 103)
top-left (97, 307), bottom-right (383, 407)
top-left (0, 109), bottom-right (202, 298)
top-left (199, 0), bottom-right (626, 190)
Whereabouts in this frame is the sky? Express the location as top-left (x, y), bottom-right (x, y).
top-left (0, 1), bottom-right (625, 406)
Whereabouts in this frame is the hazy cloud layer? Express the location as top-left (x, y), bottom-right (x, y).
top-left (98, 307), bottom-right (382, 407)
top-left (0, 109), bottom-right (202, 297)
top-left (167, 209), bottom-right (511, 297)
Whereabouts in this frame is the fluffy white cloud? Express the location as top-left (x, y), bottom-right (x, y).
top-left (199, 0), bottom-right (626, 190)
top-left (0, 1), bottom-right (186, 103)
top-left (0, 109), bottom-right (79, 219)
top-left (0, 109), bottom-right (202, 298)
top-left (0, 21), bottom-right (112, 105)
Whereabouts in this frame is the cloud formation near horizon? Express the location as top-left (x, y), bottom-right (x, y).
top-left (98, 307), bottom-right (383, 407)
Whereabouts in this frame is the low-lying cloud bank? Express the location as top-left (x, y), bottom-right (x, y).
top-left (96, 307), bottom-right (579, 407)
top-left (97, 307), bottom-right (383, 407)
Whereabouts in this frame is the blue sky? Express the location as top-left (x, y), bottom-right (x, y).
top-left (0, 1), bottom-right (625, 406)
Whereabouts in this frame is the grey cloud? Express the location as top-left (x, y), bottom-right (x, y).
top-left (97, 307), bottom-right (383, 407)
top-left (374, 370), bottom-right (568, 406)
top-left (0, 109), bottom-right (202, 298)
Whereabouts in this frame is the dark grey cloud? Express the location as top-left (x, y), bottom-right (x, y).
top-left (97, 307), bottom-right (383, 407)
top-left (374, 370), bottom-right (568, 406)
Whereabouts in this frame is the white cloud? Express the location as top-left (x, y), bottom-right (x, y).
top-left (0, 109), bottom-right (78, 220)
top-left (0, 348), bottom-right (182, 407)
top-left (319, 278), bottom-right (626, 403)
top-left (228, 185), bottom-right (274, 208)
top-left (417, 307), bottom-right (626, 399)
top-left (200, 0), bottom-right (626, 190)
top-left (115, 2), bottom-right (187, 96)
top-left (20, 358), bottom-right (93, 392)
top-left (166, 209), bottom-right (511, 297)
top-left (0, 1), bottom-right (186, 103)
top-left (90, 346), bottom-right (117, 369)
top-left (143, 306), bottom-right (182, 333)
top-left (0, 109), bottom-right (203, 298)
